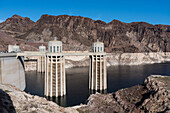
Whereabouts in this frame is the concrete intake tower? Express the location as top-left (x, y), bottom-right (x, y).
top-left (44, 38), bottom-right (66, 97)
top-left (37, 45), bottom-right (46, 73)
top-left (89, 40), bottom-right (107, 90)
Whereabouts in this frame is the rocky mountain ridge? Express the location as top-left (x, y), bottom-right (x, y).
top-left (0, 14), bottom-right (170, 52)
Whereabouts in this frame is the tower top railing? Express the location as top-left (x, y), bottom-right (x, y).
top-left (48, 37), bottom-right (62, 53)
top-left (92, 39), bottom-right (104, 53)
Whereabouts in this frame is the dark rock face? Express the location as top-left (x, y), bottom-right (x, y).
top-left (0, 14), bottom-right (170, 52)
top-left (0, 89), bottom-right (16, 113)
top-left (78, 75), bottom-right (170, 113)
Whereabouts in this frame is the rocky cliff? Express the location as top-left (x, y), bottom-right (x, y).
top-left (0, 14), bottom-right (169, 52)
top-left (78, 75), bottom-right (170, 113)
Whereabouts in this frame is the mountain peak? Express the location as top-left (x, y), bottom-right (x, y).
top-left (11, 14), bottom-right (23, 18)
top-left (108, 19), bottom-right (128, 25)
top-left (0, 14), bottom-right (35, 34)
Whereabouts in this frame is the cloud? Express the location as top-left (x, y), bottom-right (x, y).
top-left (96, 17), bottom-right (101, 20)
top-left (93, 16), bottom-right (101, 21)
top-left (0, 20), bottom-right (5, 23)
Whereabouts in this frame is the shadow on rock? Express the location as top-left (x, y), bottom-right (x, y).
top-left (0, 89), bottom-right (16, 113)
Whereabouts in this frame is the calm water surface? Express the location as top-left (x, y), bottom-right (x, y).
top-left (25, 62), bottom-right (170, 106)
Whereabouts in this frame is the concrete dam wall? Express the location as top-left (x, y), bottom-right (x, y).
top-left (0, 56), bottom-right (25, 90)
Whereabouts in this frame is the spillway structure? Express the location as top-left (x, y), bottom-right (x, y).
top-left (44, 37), bottom-right (66, 97)
top-left (89, 40), bottom-right (107, 91)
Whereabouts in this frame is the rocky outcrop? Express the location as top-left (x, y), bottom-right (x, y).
top-left (78, 75), bottom-right (170, 113)
top-left (141, 75), bottom-right (170, 112)
top-left (0, 84), bottom-right (78, 113)
top-left (0, 14), bottom-right (170, 52)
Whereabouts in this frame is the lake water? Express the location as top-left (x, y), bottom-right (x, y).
top-left (24, 62), bottom-right (170, 107)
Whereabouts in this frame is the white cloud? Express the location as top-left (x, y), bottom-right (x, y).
top-left (96, 17), bottom-right (101, 20)
top-left (0, 20), bottom-right (5, 23)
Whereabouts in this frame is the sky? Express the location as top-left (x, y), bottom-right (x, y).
top-left (0, 0), bottom-right (170, 25)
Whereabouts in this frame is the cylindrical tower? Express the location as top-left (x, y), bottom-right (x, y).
top-left (39, 45), bottom-right (46, 52)
top-left (38, 45), bottom-right (46, 72)
top-left (89, 40), bottom-right (107, 90)
top-left (48, 37), bottom-right (62, 53)
top-left (45, 37), bottom-right (66, 97)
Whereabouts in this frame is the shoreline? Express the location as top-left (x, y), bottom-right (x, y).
top-left (24, 52), bottom-right (170, 71)
top-left (65, 52), bottom-right (170, 68)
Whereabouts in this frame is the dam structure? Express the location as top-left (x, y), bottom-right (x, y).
top-left (89, 40), bottom-right (107, 90)
top-left (15, 38), bottom-right (108, 96)
top-left (44, 38), bottom-right (66, 97)
top-left (0, 45), bottom-right (25, 91)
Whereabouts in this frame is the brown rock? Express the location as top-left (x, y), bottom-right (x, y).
top-left (78, 75), bottom-right (170, 113)
top-left (0, 14), bottom-right (170, 52)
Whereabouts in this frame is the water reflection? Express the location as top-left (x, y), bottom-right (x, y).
top-left (25, 71), bottom-right (44, 97)
top-left (89, 89), bottom-right (107, 95)
top-left (46, 96), bottom-right (66, 107)
top-left (25, 62), bottom-right (170, 107)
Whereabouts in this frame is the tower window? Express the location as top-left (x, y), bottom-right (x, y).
top-left (50, 46), bottom-right (52, 52)
top-left (57, 46), bottom-right (59, 52)
top-left (53, 46), bottom-right (55, 52)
